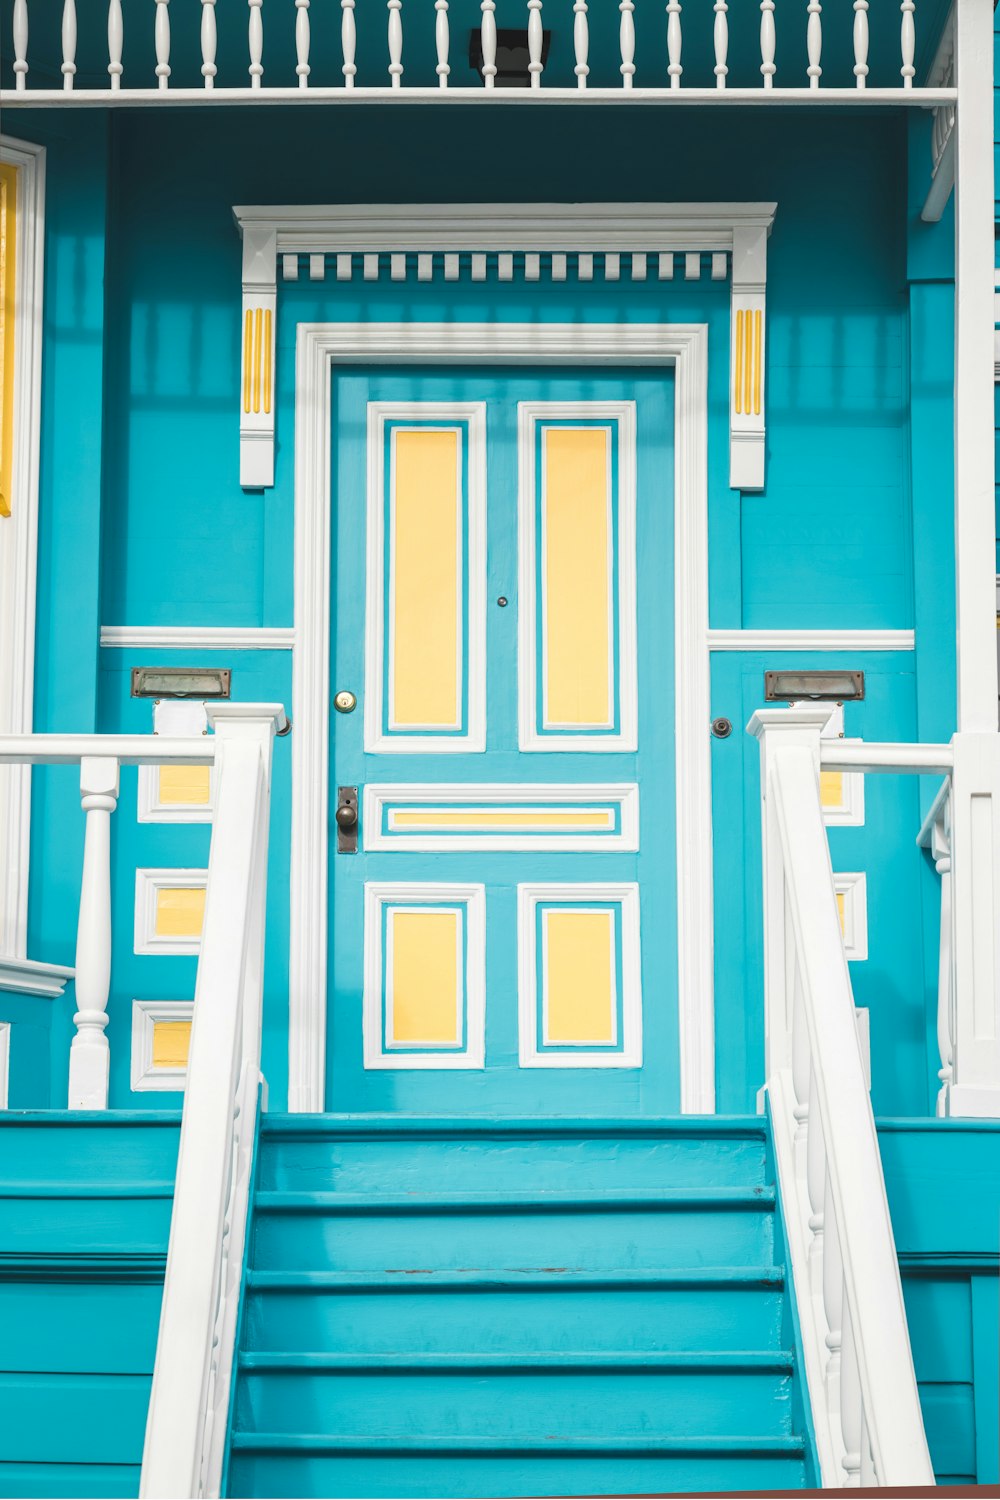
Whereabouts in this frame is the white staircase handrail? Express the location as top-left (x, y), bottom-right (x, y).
top-left (140, 706), bottom-right (283, 1499)
top-left (750, 708), bottom-right (934, 1488)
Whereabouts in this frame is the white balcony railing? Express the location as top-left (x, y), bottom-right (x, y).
top-left (4, 0), bottom-right (957, 105)
top-left (0, 703), bottom-right (284, 1498)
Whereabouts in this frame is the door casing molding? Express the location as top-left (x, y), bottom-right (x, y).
top-left (291, 320), bottom-right (712, 1113)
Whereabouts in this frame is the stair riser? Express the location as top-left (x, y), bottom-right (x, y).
top-left (258, 1137), bottom-right (767, 1194)
top-left (0, 1373), bottom-right (151, 1465)
top-left (0, 1124), bottom-right (179, 1186)
top-left (0, 1198), bottom-right (173, 1255)
top-left (227, 1450), bottom-right (808, 1499)
top-left (235, 1368), bottom-right (794, 1439)
top-left (246, 1284), bottom-right (785, 1355)
top-left (0, 1463), bottom-right (141, 1499)
top-left (252, 1206), bottom-right (774, 1273)
top-left (0, 1282), bottom-right (162, 1374)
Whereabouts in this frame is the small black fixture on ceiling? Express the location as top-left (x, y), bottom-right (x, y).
top-left (468, 27), bottom-right (551, 87)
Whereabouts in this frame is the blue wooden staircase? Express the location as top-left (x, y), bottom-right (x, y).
top-left (0, 1113), bottom-right (180, 1499)
top-left (226, 1116), bottom-right (817, 1498)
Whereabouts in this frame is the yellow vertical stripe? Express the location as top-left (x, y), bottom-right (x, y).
top-left (263, 308), bottom-right (273, 415)
top-left (242, 309), bottom-right (253, 415)
top-left (389, 909), bottom-right (460, 1045)
top-left (545, 909), bottom-right (616, 1045)
top-left (152, 1020), bottom-right (192, 1069)
top-left (753, 309), bottom-right (763, 416)
top-left (734, 309), bottom-right (744, 417)
top-left (836, 890), bottom-right (846, 934)
top-left (0, 162), bottom-right (17, 519)
top-left (154, 886), bottom-right (206, 938)
top-left (819, 769), bottom-right (844, 811)
top-left (252, 306), bottom-right (263, 414)
top-left (543, 427), bottom-right (612, 728)
top-left (158, 764), bottom-right (212, 806)
top-left (744, 306), bottom-right (753, 415)
top-left (391, 428), bottom-right (461, 729)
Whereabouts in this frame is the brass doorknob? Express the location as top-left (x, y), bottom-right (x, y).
top-left (335, 802), bottom-right (358, 830)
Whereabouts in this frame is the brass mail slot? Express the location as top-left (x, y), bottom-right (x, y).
top-left (131, 667), bottom-right (231, 700)
top-left (764, 670), bottom-right (864, 702)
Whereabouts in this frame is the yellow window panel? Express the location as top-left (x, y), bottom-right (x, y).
top-left (544, 908), bottom-right (616, 1046)
top-left (836, 890), bottom-right (846, 933)
top-left (151, 1020), bottom-right (192, 1070)
top-left (392, 809), bottom-right (612, 831)
top-left (820, 769), bottom-right (844, 810)
top-left (0, 161), bottom-right (17, 520)
top-left (158, 763), bottom-right (212, 806)
top-left (391, 428), bottom-right (461, 729)
top-left (154, 886), bottom-right (206, 938)
top-left (389, 908), bottom-right (461, 1046)
top-left (543, 427), bottom-right (612, 728)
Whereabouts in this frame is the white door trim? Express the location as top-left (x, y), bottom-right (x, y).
top-left (290, 320), bottom-right (712, 1114)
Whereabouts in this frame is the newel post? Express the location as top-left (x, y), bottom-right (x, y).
top-left (944, 731), bottom-right (1000, 1116)
top-left (68, 756), bottom-right (120, 1109)
top-left (747, 708), bottom-right (830, 1078)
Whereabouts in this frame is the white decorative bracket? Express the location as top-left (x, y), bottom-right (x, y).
top-left (232, 202), bottom-right (776, 494)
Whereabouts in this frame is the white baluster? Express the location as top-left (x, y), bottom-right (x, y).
top-left (388, 0), bottom-right (403, 88)
top-left (805, 1067), bottom-right (826, 1298)
top-left (296, 0), bottom-right (310, 86)
top-left (900, 0), bottom-right (915, 86)
top-left (933, 812), bottom-right (954, 1113)
top-left (806, 0), bottom-right (821, 87)
top-left (667, 0), bottom-right (682, 88)
top-left (853, 0), bottom-right (868, 87)
top-left (574, 0), bottom-right (588, 87)
top-left (248, 0), bottom-right (263, 88)
top-left (108, 0), bottom-right (123, 89)
top-left (760, 0), bottom-right (776, 87)
top-left (860, 1415), bottom-right (877, 1486)
top-left (201, 0), bottom-right (218, 86)
top-left (480, 0), bottom-right (497, 87)
top-left (61, 0), bottom-right (77, 90)
top-left (840, 1297), bottom-right (863, 1485)
top-left (791, 953), bottom-right (810, 1161)
top-left (822, 1183), bottom-right (843, 1422)
top-left (67, 758), bottom-right (120, 1111)
top-left (342, 0), bottom-right (357, 87)
top-left (436, 0), bottom-right (449, 86)
top-left (528, 0), bottom-right (543, 89)
top-left (154, 0), bottom-right (170, 89)
top-left (13, 0), bottom-right (28, 91)
top-left (714, 0), bottom-right (728, 88)
top-left (619, 0), bottom-right (635, 87)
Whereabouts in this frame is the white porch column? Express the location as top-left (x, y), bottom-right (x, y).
top-left (953, 0), bottom-right (997, 731)
top-left (747, 707), bottom-right (830, 1077)
top-left (68, 755), bottom-right (120, 1109)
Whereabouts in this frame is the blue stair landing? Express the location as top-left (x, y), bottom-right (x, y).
top-left (0, 1112), bottom-right (181, 1500)
top-left (227, 1116), bottom-right (817, 1499)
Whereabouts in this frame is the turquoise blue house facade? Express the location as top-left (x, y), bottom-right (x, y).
top-left (0, 1), bottom-right (998, 1494)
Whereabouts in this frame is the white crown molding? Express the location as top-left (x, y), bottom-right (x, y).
top-left (291, 319), bottom-right (713, 1114)
top-left (707, 628), bottom-right (916, 651)
top-left (0, 136), bottom-right (45, 962)
top-left (234, 201), bottom-right (775, 494)
top-left (100, 625), bottom-right (295, 650)
top-left (0, 954), bottom-right (73, 998)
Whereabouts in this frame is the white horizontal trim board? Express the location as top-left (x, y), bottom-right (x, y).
top-left (0, 954), bottom-right (73, 997)
top-left (363, 783), bottom-right (640, 852)
top-left (134, 869), bottom-right (208, 957)
top-left (2, 89), bottom-right (957, 110)
top-left (100, 626), bottom-right (295, 650)
top-left (131, 1000), bottom-right (193, 1092)
top-left (707, 629), bottom-right (916, 651)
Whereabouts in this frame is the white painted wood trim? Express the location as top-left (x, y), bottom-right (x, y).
top-left (292, 320), bottom-right (712, 1112)
top-left (0, 954), bottom-right (73, 997)
top-left (707, 628), bottom-right (916, 651)
top-left (833, 871), bottom-right (868, 960)
top-left (363, 782), bottom-right (640, 852)
top-left (134, 869), bottom-right (208, 956)
top-left (100, 625), bottom-right (295, 650)
top-left (137, 700), bottom-right (215, 824)
top-left (364, 402), bottom-right (486, 754)
top-left (517, 402), bottom-right (637, 752)
top-left (362, 881), bottom-right (486, 1070)
top-left (0, 136), bottom-right (45, 961)
top-left (517, 881), bottom-right (642, 1068)
top-left (130, 999), bottom-right (193, 1091)
top-left (0, 1023), bottom-right (8, 1108)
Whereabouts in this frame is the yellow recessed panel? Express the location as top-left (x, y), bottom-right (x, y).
top-left (392, 809), bottom-right (612, 831)
top-left (391, 428), bottom-right (461, 729)
top-left (158, 764), bottom-right (212, 806)
top-left (836, 890), bottom-right (846, 934)
top-left (820, 770), bottom-right (844, 811)
top-left (152, 1020), bottom-right (192, 1070)
top-left (0, 161), bottom-right (17, 520)
top-left (154, 885), bottom-right (206, 938)
top-left (543, 427), bottom-right (612, 728)
top-left (544, 908), bottom-right (616, 1045)
top-left (388, 908), bottom-right (461, 1046)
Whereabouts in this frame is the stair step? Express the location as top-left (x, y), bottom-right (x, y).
top-left (0, 1372), bottom-right (152, 1464)
top-left (0, 1279), bottom-right (163, 1373)
top-left (0, 1462), bottom-right (141, 1499)
top-left (239, 1350), bottom-right (795, 1370)
top-left (259, 1115), bottom-right (768, 1194)
top-left (252, 1188), bottom-right (775, 1273)
top-left (245, 1266), bottom-right (786, 1355)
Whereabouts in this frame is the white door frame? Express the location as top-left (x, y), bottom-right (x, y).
top-left (289, 320), bottom-right (712, 1113)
